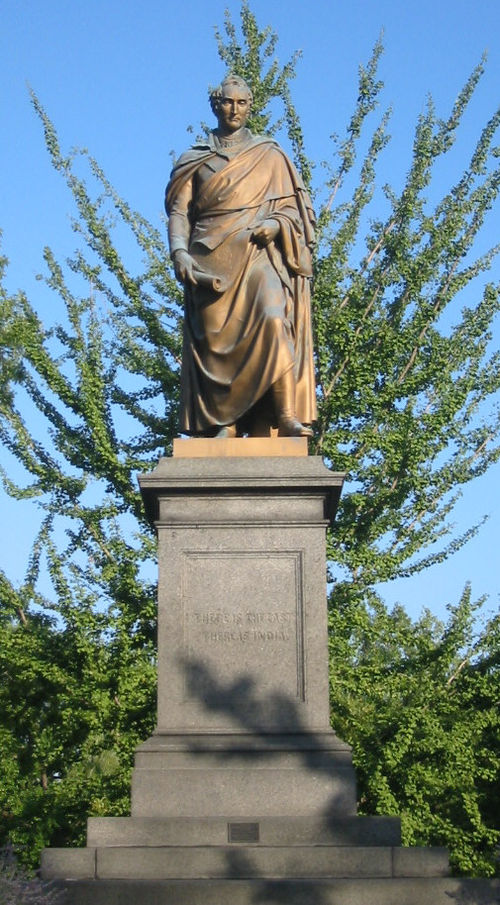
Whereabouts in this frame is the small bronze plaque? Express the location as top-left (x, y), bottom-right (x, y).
top-left (228, 822), bottom-right (260, 843)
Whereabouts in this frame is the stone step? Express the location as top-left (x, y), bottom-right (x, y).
top-left (87, 814), bottom-right (402, 847)
top-left (51, 877), bottom-right (500, 905)
top-left (131, 762), bottom-right (357, 819)
top-left (42, 844), bottom-right (449, 881)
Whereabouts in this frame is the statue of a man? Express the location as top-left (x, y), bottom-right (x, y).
top-left (165, 75), bottom-right (317, 438)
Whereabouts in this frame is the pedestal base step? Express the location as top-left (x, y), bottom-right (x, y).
top-left (49, 877), bottom-right (500, 905)
top-left (42, 843), bottom-right (449, 881)
top-left (87, 815), bottom-right (402, 847)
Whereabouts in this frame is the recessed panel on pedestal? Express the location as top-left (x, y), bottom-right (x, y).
top-left (182, 550), bottom-right (305, 705)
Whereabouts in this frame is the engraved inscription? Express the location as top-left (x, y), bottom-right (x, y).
top-left (188, 608), bottom-right (293, 643)
top-left (202, 629), bottom-right (290, 643)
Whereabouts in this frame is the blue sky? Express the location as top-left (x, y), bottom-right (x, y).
top-left (1, 0), bottom-right (499, 623)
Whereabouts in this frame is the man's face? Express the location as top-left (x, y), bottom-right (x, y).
top-left (216, 85), bottom-right (251, 133)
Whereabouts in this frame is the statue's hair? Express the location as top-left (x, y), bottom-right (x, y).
top-left (209, 75), bottom-right (253, 115)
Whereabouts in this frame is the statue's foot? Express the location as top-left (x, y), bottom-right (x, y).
top-left (215, 424), bottom-right (237, 439)
top-left (278, 418), bottom-right (313, 438)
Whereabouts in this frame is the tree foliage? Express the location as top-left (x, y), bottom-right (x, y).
top-left (329, 585), bottom-right (500, 876)
top-left (0, 1), bottom-right (499, 876)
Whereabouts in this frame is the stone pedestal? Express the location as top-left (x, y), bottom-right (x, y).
top-left (41, 443), bottom-right (499, 904)
top-left (132, 449), bottom-right (355, 824)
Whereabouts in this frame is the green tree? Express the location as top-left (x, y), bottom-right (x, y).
top-left (329, 585), bottom-right (500, 876)
top-left (0, 1), bottom-right (499, 876)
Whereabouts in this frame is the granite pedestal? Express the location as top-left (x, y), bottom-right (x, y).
top-left (41, 441), bottom-right (499, 904)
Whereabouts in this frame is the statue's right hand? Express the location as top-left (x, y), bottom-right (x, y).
top-left (173, 250), bottom-right (198, 286)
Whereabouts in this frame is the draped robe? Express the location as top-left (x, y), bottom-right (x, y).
top-left (165, 131), bottom-right (317, 435)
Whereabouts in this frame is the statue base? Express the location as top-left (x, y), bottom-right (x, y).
top-left (41, 448), bottom-right (496, 903)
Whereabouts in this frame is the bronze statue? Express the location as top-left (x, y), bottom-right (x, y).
top-left (165, 75), bottom-right (317, 438)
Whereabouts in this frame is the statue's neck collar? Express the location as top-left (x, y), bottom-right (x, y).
top-left (211, 128), bottom-right (252, 155)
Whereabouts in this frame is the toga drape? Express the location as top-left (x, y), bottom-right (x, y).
top-left (165, 132), bottom-right (317, 435)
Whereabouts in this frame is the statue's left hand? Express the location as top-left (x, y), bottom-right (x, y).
top-left (251, 219), bottom-right (279, 247)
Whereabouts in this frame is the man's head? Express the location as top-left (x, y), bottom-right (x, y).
top-left (210, 75), bottom-right (253, 134)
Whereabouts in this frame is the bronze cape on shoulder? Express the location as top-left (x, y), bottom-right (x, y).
top-left (165, 132), bottom-right (317, 435)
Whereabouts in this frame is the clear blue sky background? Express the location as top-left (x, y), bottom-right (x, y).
top-left (1, 0), bottom-right (499, 624)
